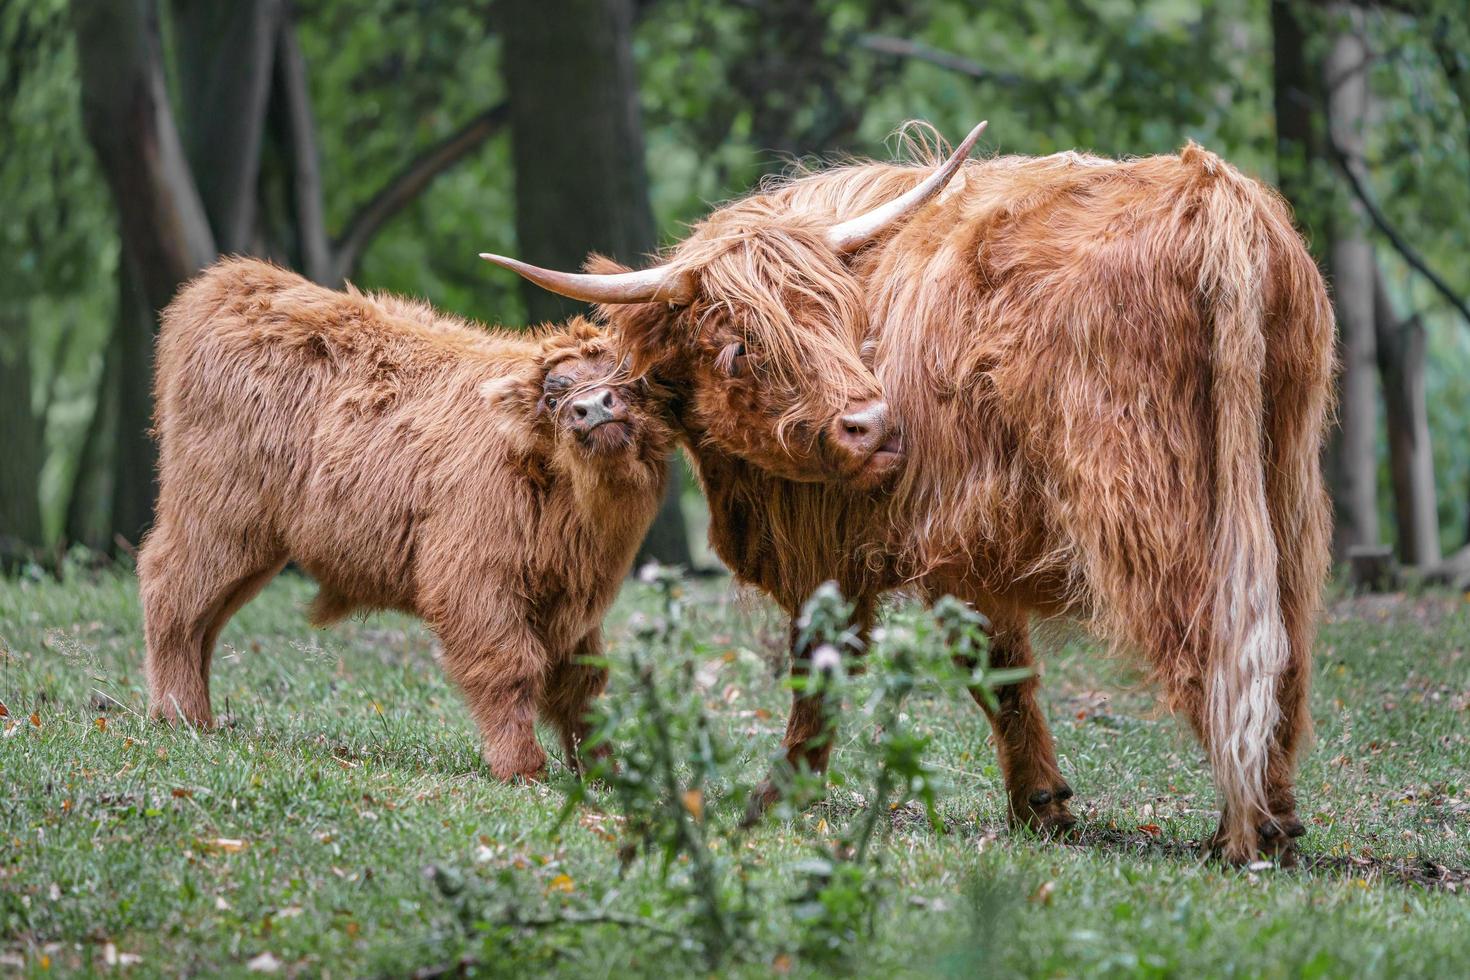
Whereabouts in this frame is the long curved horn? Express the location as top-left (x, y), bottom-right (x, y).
top-left (827, 120), bottom-right (987, 254)
top-left (478, 252), bottom-right (696, 306)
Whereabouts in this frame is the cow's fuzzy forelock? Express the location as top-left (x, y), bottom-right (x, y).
top-left (668, 211), bottom-right (879, 411)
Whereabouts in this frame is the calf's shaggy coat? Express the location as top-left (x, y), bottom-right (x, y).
top-left (139, 259), bottom-right (673, 778)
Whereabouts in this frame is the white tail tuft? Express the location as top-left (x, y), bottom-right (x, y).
top-left (1196, 156), bottom-right (1290, 855)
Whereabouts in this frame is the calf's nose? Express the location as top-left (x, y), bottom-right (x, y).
top-left (830, 400), bottom-right (893, 460)
top-left (570, 388), bottom-right (625, 429)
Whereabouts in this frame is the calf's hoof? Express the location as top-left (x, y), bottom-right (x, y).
top-left (1011, 782), bottom-right (1078, 837)
top-left (485, 742), bottom-right (548, 783)
top-left (740, 779), bottom-right (782, 828)
top-left (148, 698), bottom-right (213, 728)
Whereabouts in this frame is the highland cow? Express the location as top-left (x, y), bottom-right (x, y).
top-left (138, 258), bottom-right (674, 779)
top-left (485, 128), bottom-right (1334, 864)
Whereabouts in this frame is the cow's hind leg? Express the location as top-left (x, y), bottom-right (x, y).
top-left (956, 604), bottom-right (1075, 835)
top-left (1212, 603), bottom-right (1312, 867)
top-left (139, 524), bottom-right (284, 726)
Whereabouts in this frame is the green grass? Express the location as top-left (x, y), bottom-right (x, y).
top-left (3, 568), bottom-right (1468, 977)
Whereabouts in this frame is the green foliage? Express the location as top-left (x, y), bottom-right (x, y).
top-left (6, 0), bottom-right (1470, 559)
top-left (543, 572), bottom-right (1025, 970)
top-left (0, 0), bottom-right (118, 542)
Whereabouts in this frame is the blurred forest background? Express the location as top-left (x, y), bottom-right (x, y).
top-left (1, 0), bottom-right (1468, 583)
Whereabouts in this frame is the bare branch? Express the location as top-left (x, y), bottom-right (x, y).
top-left (1328, 136), bottom-right (1470, 326)
top-left (858, 34), bottom-right (1028, 87)
top-left (330, 103), bottom-right (508, 283)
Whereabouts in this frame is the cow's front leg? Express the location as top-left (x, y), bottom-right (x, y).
top-left (745, 597), bottom-right (874, 824)
top-left (959, 605), bottom-right (1075, 835)
top-left (436, 614), bottom-right (549, 781)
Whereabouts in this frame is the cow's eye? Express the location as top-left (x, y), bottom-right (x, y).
top-left (719, 341), bottom-right (748, 377)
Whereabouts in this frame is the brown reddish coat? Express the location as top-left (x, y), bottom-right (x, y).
top-left (139, 258), bottom-right (673, 778)
top-left (575, 141), bottom-right (1332, 864)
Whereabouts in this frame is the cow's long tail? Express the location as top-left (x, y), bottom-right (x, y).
top-left (1190, 145), bottom-right (1291, 857)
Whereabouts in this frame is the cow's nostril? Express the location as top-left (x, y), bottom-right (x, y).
top-left (601, 391), bottom-right (614, 409)
top-left (574, 404), bottom-right (588, 419)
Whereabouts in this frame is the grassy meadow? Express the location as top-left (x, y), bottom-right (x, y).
top-left (2, 565), bottom-right (1469, 977)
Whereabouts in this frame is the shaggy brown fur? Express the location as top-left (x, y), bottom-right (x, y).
top-left (139, 258), bottom-right (673, 779)
top-left (592, 139), bottom-right (1333, 865)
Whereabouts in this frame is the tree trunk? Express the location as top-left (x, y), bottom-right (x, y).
top-left (499, 0), bottom-right (659, 323)
top-left (72, 0), bottom-right (216, 312)
top-left (1375, 270), bottom-right (1439, 567)
top-left (72, 0), bottom-right (218, 549)
top-left (1322, 4), bottom-right (1380, 555)
top-left (268, 10), bottom-right (332, 284)
top-left (110, 255), bottom-right (160, 548)
top-left (1270, 0), bottom-right (1321, 232)
top-left (0, 310), bottom-right (45, 566)
top-left (169, 0), bottom-right (281, 253)
top-left (64, 267), bottom-right (138, 551)
top-left (499, 0), bottom-right (692, 568)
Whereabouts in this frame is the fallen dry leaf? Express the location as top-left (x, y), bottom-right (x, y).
top-left (1029, 880), bottom-right (1056, 906)
top-left (202, 838), bottom-right (247, 854)
top-left (246, 952), bottom-right (281, 973)
top-left (546, 873), bottom-right (575, 894)
top-left (172, 788), bottom-right (193, 799)
top-left (681, 789), bottom-right (704, 822)
top-left (102, 942), bottom-right (142, 968)
top-left (1138, 823), bottom-right (1162, 838)
top-left (30, 711), bottom-right (41, 728)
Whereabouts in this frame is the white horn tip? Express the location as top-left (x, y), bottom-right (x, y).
top-left (958, 120), bottom-right (988, 153)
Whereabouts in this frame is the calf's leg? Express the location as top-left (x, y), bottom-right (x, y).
top-left (139, 522), bottom-right (283, 726)
top-left (538, 631), bottom-right (610, 774)
top-left (436, 615), bottom-right (549, 781)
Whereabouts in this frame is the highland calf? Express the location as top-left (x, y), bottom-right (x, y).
top-left (139, 258), bottom-right (674, 779)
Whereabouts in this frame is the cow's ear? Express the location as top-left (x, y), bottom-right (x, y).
top-left (605, 301), bottom-right (688, 379)
top-left (580, 255), bottom-right (691, 378)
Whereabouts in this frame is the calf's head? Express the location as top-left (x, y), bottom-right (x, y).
top-left (534, 320), bottom-right (674, 484)
top-left (483, 122), bottom-right (986, 490)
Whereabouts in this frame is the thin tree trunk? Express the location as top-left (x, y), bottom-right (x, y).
top-left (1271, 0), bottom-right (1321, 232)
top-left (499, 0), bottom-right (659, 323)
top-left (270, 9), bottom-right (332, 284)
top-left (72, 0), bottom-right (218, 550)
top-left (0, 310), bottom-right (45, 566)
top-left (110, 255), bottom-right (159, 548)
top-left (1375, 269), bottom-right (1439, 567)
top-left (64, 270), bottom-right (129, 551)
top-left (1323, 4), bottom-right (1380, 554)
top-left (499, 0), bottom-right (692, 567)
top-left (169, 0), bottom-right (282, 253)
